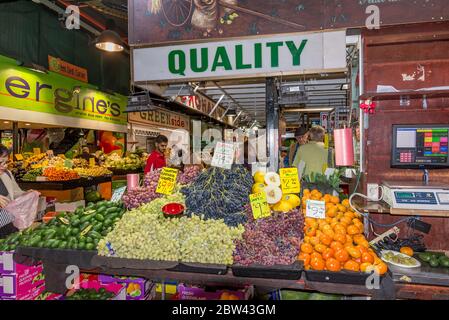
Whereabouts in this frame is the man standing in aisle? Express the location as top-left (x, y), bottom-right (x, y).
top-left (144, 135), bottom-right (168, 174)
top-left (292, 126), bottom-right (328, 177)
top-left (289, 126), bottom-right (309, 166)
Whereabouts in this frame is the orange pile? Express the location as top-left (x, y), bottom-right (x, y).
top-left (43, 167), bottom-right (80, 181)
top-left (298, 189), bottom-right (388, 275)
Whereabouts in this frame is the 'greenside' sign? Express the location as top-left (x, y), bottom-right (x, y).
top-left (133, 31), bottom-right (346, 83)
top-left (0, 55), bottom-right (127, 128)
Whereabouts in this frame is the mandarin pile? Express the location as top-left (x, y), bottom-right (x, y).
top-left (298, 189), bottom-right (388, 275)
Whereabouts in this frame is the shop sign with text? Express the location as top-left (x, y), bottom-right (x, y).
top-left (0, 55), bottom-right (127, 126)
top-left (48, 55), bottom-right (88, 83)
top-left (129, 108), bottom-right (190, 130)
top-left (179, 95), bottom-right (226, 119)
top-left (133, 31), bottom-right (346, 82)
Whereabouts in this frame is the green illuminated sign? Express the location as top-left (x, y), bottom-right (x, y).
top-left (0, 55), bottom-right (127, 126)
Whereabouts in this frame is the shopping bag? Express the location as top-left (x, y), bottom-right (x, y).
top-left (5, 191), bottom-right (40, 230)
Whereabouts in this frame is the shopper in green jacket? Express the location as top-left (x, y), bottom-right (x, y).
top-left (292, 126), bottom-right (328, 177)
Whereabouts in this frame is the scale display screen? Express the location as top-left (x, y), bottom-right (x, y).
top-left (391, 125), bottom-right (449, 169)
top-left (394, 191), bottom-right (438, 205)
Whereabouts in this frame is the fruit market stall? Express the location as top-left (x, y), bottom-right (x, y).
top-left (8, 153), bottom-right (113, 203)
top-left (2, 166), bottom-right (449, 300)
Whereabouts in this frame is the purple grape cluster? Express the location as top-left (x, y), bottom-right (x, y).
top-left (177, 165), bottom-right (202, 185)
top-left (233, 207), bottom-right (304, 266)
top-left (123, 169), bottom-right (163, 209)
top-left (142, 169), bottom-right (162, 187)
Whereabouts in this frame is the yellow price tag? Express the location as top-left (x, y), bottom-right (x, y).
top-left (89, 158), bottom-right (96, 167)
top-left (33, 148), bottom-right (41, 155)
top-left (156, 167), bottom-right (178, 195)
top-left (15, 154), bottom-right (24, 161)
top-left (250, 192), bottom-right (271, 220)
top-left (279, 168), bottom-right (301, 194)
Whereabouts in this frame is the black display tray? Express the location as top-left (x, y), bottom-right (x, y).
top-left (79, 175), bottom-right (112, 187)
top-left (91, 255), bottom-right (179, 270)
top-left (91, 255), bottom-right (228, 275)
top-left (304, 269), bottom-right (389, 285)
top-left (231, 261), bottom-right (303, 280)
top-left (18, 176), bottom-right (112, 190)
top-left (170, 263), bottom-right (228, 275)
top-left (18, 179), bottom-right (83, 190)
top-left (108, 168), bottom-right (143, 176)
top-left (14, 246), bottom-right (96, 269)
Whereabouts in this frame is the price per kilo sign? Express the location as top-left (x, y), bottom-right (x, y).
top-left (250, 192), bottom-right (271, 220)
top-left (156, 167), bottom-right (178, 195)
top-left (306, 200), bottom-right (326, 219)
top-left (279, 168), bottom-right (300, 194)
top-left (111, 186), bottom-right (127, 203)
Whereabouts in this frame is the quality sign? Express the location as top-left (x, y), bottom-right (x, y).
top-left (132, 31), bottom-right (346, 83)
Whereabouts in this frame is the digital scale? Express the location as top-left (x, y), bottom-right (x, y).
top-left (382, 181), bottom-right (449, 211)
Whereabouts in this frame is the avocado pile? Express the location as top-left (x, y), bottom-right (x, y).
top-left (66, 288), bottom-right (115, 300)
top-left (418, 252), bottom-right (449, 268)
top-left (0, 201), bottom-right (125, 252)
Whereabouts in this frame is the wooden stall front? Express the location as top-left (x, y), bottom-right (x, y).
top-left (362, 21), bottom-right (449, 250)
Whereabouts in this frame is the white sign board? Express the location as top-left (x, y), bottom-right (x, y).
top-left (306, 200), bottom-right (326, 219)
top-left (111, 186), bottom-right (127, 203)
top-left (133, 31), bottom-right (347, 83)
top-left (211, 142), bottom-right (234, 170)
top-left (320, 112), bottom-right (329, 131)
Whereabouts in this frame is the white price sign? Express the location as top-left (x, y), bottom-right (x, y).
top-left (306, 200), bottom-right (326, 219)
top-left (111, 186), bottom-right (127, 203)
top-left (211, 142), bottom-right (234, 170)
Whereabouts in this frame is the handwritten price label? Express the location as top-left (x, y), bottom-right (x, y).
top-left (306, 200), bottom-right (326, 219)
top-left (111, 186), bottom-right (127, 203)
top-left (14, 154), bottom-right (24, 161)
top-left (211, 142), bottom-right (234, 170)
top-left (89, 158), bottom-right (96, 167)
top-left (279, 168), bottom-right (300, 194)
top-left (156, 167), bottom-right (178, 195)
top-left (250, 192), bottom-right (272, 220)
top-left (33, 148), bottom-right (41, 155)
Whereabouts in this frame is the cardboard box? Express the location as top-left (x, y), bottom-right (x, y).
top-left (0, 250), bottom-right (42, 275)
top-left (66, 280), bottom-right (126, 300)
top-left (32, 285), bottom-right (64, 301)
top-left (55, 200), bottom-right (85, 213)
top-left (99, 274), bottom-right (152, 300)
top-left (155, 281), bottom-right (178, 295)
top-left (1, 284), bottom-right (44, 300)
top-left (177, 284), bottom-right (254, 301)
top-left (0, 263), bottom-right (45, 299)
top-left (38, 188), bottom-right (84, 202)
top-left (79, 273), bottom-right (99, 284)
top-left (0, 251), bottom-right (16, 274)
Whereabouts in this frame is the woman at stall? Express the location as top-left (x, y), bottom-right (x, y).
top-left (0, 144), bottom-right (25, 237)
top-left (292, 126), bottom-right (328, 177)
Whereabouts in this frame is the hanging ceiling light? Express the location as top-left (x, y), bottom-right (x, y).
top-left (226, 105), bottom-right (238, 117)
top-left (95, 30), bottom-right (124, 52)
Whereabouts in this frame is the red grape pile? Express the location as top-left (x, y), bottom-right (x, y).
top-left (123, 167), bottom-right (201, 209)
top-left (123, 169), bottom-right (163, 209)
top-left (177, 165), bottom-right (202, 185)
top-left (233, 207), bottom-right (304, 266)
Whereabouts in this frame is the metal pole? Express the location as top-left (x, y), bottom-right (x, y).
top-left (266, 78), bottom-right (279, 172)
top-left (13, 122), bottom-right (19, 155)
top-left (232, 111), bottom-right (243, 126)
top-left (209, 94), bottom-right (225, 116)
top-left (359, 35), bottom-right (365, 173)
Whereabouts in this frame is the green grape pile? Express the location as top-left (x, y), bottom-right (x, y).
top-left (98, 193), bottom-right (244, 265)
